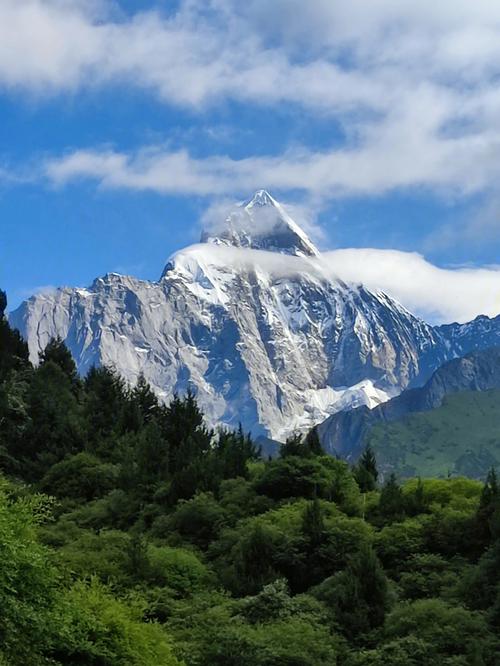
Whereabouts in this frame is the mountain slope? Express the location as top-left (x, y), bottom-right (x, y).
top-left (369, 389), bottom-right (500, 479)
top-left (318, 347), bottom-right (500, 460)
top-left (9, 191), bottom-right (500, 439)
top-left (10, 191), bottom-right (451, 439)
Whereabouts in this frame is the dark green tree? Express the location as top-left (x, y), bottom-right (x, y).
top-left (281, 427), bottom-right (323, 458)
top-left (302, 497), bottom-right (325, 548)
top-left (354, 444), bottom-right (378, 492)
top-left (39, 337), bottom-right (78, 385)
top-left (304, 426), bottom-right (323, 455)
top-left (403, 477), bottom-right (430, 518)
top-left (135, 418), bottom-right (170, 494)
top-left (0, 291), bottom-right (30, 380)
top-left (213, 425), bottom-right (259, 481)
top-left (84, 366), bottom-right (129, 455)
top-left (379, 473), bottom-right (405, 522)
top-left (474, 467), bottom-right (500, 552)
top-left (313, 544), bottom-right (390, 639)
top-left (21, 361), bottom-right (84, 478)
top-left (127, 373), bottom-right (162, 430)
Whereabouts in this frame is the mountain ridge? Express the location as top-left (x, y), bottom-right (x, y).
top-left (318, 346), bottom-right (500, 460)
top-left (9, 192), bottom-right (500, 439)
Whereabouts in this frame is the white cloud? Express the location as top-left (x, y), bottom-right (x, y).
top-left (170, 242), bottom-right (500, 323)
top-left (325, 248), bottom-right (500, 324)
top-left (5, 1), bottom-right (500, 211)
top-left (43, 111), bottom-right (500, 199)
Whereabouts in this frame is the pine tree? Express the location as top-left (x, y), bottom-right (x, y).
top-left (413, 476), bottom-right (427, 514)
top-left (354, 445), bottom-right (378, 492)
top-left (214, 425), bottom-right (259, 480)
top-left (379, 472), bottom-right (405, 521)
top-left (0, 290), bottom-right (6, 317)
top-left (132, 374), bottom-right (161, 424)
top-left (21, 361), bottom-right (84, 477)
top-left (304, 426), bottom-right (323, 455)
top-left (480, 467), bottom-right (499, 510)
top-left (0, 291), bottom-right (30, 380)
top-left (164, 390), bottom-right (212, 474)
top-left (84, 366), bottom-right (129, 452)
top-left (475, 467), bottom-right (500, 551)
top-left (135, 418), bottom-right (170, 493)
top-left (314, 544), bottom-right (390, 639)
top-left (302, 497), bottom-right (325, 547)
top-left (280, 428), bottom-right (322, 458)
top-left (280, 432), bottom-right (304, 457)
top-left (39, 337), bottom-right (78, 385)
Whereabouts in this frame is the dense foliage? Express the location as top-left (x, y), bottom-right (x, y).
top-left (1, 290), bottom-right (500, 665)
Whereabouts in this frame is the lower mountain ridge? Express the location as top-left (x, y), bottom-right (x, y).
top-left (318, 347), bottom-right (500, 474)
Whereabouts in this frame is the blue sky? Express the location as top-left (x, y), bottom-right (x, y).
top-left (2, 0), bottom-right (500, 321)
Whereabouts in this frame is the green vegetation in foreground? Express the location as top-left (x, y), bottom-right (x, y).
top-left (368, 389), bottom-right (500, 479)
top-left (2, 290), bottom-right (500, 665)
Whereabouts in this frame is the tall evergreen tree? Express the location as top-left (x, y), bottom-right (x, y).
top-left (379, 473), bottom-right (405, 521)
top-left (39, 337), bottom-right (78, 385)
top-left (354, 444), bottom-right (378, 492)
top-left (304, 426), bottom-right (323, 455)
top-left (280, 428), bottom-right (322, 458)
top-left (0, 290), bottom-right (30, 379)
top-left (21, 361), bottom-right (84, 478)
top-left (302, 496), bottom-right (325, 547)
top-left (131, 374), bottom-right (161, 425)
top-left (474, 467), bottom-right (500, 550)
top-left (314, 544), bottom-right (390, 639)
top-left (84, 366), bottom-right (129, 453)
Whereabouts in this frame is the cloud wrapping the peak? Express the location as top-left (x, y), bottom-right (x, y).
top-left (170, 242), bottom-right (500, 324)
top-left (325, 248), bottom-right (500, 324)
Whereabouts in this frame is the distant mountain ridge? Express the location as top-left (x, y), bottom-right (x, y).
top-left (318, 347), bottom-right (500, 460)
top-left (9, 191), bottom-right (500, 439)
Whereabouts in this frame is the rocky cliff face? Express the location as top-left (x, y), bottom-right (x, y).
top-left (318, 346), bottom-right (500, 459)
top-left (9, 191), bottom-right (500, 440)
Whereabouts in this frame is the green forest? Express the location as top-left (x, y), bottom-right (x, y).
top-left (369, 389), bottom-right (500, 480)
top-left (1, 291), bottom-right (500, 666)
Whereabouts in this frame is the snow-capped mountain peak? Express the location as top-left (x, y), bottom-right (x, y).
top-left (10, 191), bottom-right (500, 440)
top-left (200, 189), bottom-right (320, 258)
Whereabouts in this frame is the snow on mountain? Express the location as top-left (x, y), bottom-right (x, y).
top-left (200, 190), bottom-right (320, 257)
top-left (9, 191), bottom-right (500, 439)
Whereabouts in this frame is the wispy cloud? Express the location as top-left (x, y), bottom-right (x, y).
top-left (42, 115), bottom-right (500, 200)
top-left (4, 0), bottom-right (500, 248)
top-left (325, 248), bottom-right (500, 323)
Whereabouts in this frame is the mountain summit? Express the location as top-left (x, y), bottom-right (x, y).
top-left (200, 190), bottom-right (320, 257)
top-left (9, 192), bottom-right (500, 439)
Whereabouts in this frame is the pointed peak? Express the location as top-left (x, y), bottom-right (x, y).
top-left (244, 189), bottom-right (277, 208)
top-left (200, 192), bottom-right (320, 258)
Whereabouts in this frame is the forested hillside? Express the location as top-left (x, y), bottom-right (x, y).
top-left (1, 290), bottom-right (500, 665)
top-left (369, 389), bottom-right (500, 479)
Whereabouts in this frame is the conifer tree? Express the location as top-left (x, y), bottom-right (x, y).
top-left (314, 544), bottom-right (390, 639)
top-left (304, 426), bottom-right (323, 455)
top-left (84, 366), bottom-right (129, 450)
top-left (280, 427), bottom-right (322, 458)
top-left (354, 444), bottom-right (378, 492)
top-left (131, 373), bottom-right (161, 424)
top-left (0, 291), bottom-right (30, 379)
top-left (379, 472), bottom-right (405, 521)
top-left (302, 496), bottom-right (325, 547)
top-left (475, 467), bottom-right (500, 550)
top-left (39, 337), bottom-right (78, 385)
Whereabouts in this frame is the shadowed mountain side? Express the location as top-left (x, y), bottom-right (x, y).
top-left (318, 347), bottom-right (500, 460)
